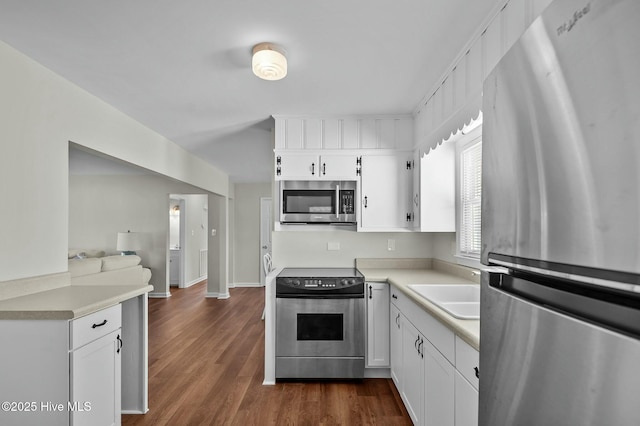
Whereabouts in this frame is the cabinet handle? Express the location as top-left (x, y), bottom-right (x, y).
top-left (117, 334), bottom-right (123, 354)
top-left (92, 319), bottom-right (107, 329)
top-left (392, 294), bottom-right (397, 299)
top-left (311, 162), bottom-right (315, 175)
top-left (369, 285), bottom-right (372, 299)
top-left (414, 335), bottom-right (420, 351)
top-left (322, 163), bottom-right (326, 175)
top-left (418, 338), bottom-right (424, 358)
top-left (395, 313), bottom-right (400, 327)
top-left (363, 196), bottom-right (368, 208)
top-left (474, 366), bottom-right (479, 379)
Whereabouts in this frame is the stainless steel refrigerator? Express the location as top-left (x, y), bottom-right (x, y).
top-left (480, 0), bottom-right (640, 424)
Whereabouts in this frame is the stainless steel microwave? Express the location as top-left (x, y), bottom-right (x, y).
top-left (280, 181), bottom-right (357, 224)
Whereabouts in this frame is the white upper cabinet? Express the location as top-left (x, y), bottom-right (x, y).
top-left (420, 142), bottom-right (455, 232)
top-left (275, 153), bottom-right (359, 180)
top-left (359, 154), bottom-right (413, 231)
top-left (411, 150), bottom-right (421, 230)
top-left (274, 116), bottom-right (413, 150)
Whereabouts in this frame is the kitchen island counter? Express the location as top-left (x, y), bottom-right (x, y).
top-left (0, 283), bottom-right (153, 320)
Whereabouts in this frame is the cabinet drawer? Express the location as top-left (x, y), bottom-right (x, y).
top-left (389, 285), bottom-right (406, 310)
top-left (455, 335), bottom-right (479, 390)
top-left (70, 304), bottom-right (121, 350)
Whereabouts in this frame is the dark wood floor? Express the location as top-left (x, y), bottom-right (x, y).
top-left (122, 282), bottom-right (412, 425)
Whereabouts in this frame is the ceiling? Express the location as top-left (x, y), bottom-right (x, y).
top-left (0, 0), bottom-right (500, 183)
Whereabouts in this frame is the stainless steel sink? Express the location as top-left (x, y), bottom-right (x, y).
top-left (407, 284), bottom-right (480, 319)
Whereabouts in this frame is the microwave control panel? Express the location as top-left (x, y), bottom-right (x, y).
top-left (340, 190), bottom-right (355, 214)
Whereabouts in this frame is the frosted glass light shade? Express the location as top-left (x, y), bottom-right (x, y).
top-left (252, 43), bottom-right (287, 81)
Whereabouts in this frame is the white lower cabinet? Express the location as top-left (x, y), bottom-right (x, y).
top-left (71, 329), bottom-right (122, 426)
top-left (455, 371), bottom-right (479, 426)
top-left (424, 340), bottom-right (455, 426)
top-left (401, 320), bottom-right (425, 425)
top-left (390, 304), bottom-right (402, 386)
top-left (454, 336), bottom-right (479, 426)
top-left (0, 304), bottom-right (122, 426)
top-left (389, 284), bottom-right (479, 426)
top-left (366, 282), bottom-right (390, 367)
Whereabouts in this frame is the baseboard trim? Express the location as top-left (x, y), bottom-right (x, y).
top-left (205, 291), bottom-right (231, 299)
top-left (184, 277), bottom-right (206, 288)
top-left (233, 282), bottom-right (262, 288)
top-left (148, 292), bottom-right (171, 298)
top-left (121, 409), bottom-right (145, 415)
top-left (364, 367), bottom-right (391, 379)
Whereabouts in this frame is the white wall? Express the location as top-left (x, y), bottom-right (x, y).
top-left (273, 231), bottom-right (434, 268)
top-left (233, 182), bottom-right (271, 285)
top-left (69, 175), bottom-right (209, 295)
top-left (431, 233), bottom-right (457, 264)
top-left (0, 39), bottom-right (228, 283)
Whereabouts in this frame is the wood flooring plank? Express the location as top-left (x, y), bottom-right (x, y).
top-left (123, 282), bottom-right (412, 425)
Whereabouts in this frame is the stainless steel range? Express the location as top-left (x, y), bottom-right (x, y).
top-left (275, 267), bottom-right (365, 379)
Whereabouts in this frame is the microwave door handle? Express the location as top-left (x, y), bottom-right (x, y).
top-left (336, 185), bottom-right (340, 219)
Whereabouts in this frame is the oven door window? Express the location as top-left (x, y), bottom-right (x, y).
top-left (282, 190), bottom-right (335, 214)
top-left (297, 313), bottom-right (343, 341)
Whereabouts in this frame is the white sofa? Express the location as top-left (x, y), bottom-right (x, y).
top-left (68, 250), bottom-right (152, 286)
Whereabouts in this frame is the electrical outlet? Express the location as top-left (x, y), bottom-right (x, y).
top-left (387, 239), bottom-right (396, 251)
top-left (327, 242), bottom-right (340, 251)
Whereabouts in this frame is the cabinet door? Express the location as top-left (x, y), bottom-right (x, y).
top-left (420, 141), bottom-right (455, 231)
top-left (455, 370), bottom-right (479, 426)
top-left (411, 150), bottom-right (421, 230)
top-left (366, 282), bottom-right (390, 367)
top-left (71, 329), bottom-right (122, 426)
top-left (390, 304), bottom-right (403, 387)
top-left (360, 155), bottom-right (411, 230)
top-left (169, 252), bottom-right (180, 285)
top-left (318, 154), bottom-right (359, 180)
top-left (424, 339), bottom-right (455, 426)
top-left (401, 321), bottom-right (424, 426)
top-left (275, 153), bottom-right (319, 179)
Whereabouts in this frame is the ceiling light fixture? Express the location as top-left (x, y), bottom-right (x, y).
top-left (252, 42), bottom-right (287, 81)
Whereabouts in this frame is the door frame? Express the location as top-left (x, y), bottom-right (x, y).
top-left (259, 197), bottom-right (272, 286)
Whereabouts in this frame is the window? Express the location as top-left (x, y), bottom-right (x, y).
top-left (458, 139), bottom-right (482, 258)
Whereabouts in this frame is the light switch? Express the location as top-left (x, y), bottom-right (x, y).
top-left (327, 242), bottom-right (340, 251)
top-left (387, 239), bottom-right (396, 251)
top-left (211, 229), bottom-right (216, 237)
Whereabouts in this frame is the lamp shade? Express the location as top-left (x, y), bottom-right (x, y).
top-left (116, 231), bottom-right (141, 252)
top-left (252, 43), bottom-right (287, 81)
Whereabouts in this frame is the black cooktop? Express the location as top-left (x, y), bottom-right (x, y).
top-left (277, 267), bottom-right (364, 279)
top-left (276, 267), bottom-right (364, 297)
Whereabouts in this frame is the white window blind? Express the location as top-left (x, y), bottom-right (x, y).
top-left (460, 141), bottom-right (482, 257)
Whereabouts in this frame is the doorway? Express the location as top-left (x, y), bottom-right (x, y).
top-left (169, 198), bottom-right (185, 287)
top-left (168, 194), bottom-right (209, 290)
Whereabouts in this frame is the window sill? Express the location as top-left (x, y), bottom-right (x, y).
top-left (454, 254), bottom-right (483, 270)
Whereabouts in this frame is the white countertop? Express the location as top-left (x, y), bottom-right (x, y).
top-left (358, 261), bottom-right (480, 351)
top-left (0, 284), bottom-right (153, 320)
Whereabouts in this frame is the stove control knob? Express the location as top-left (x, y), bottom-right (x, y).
top-left (292, 280), bottom-right (301, 287)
